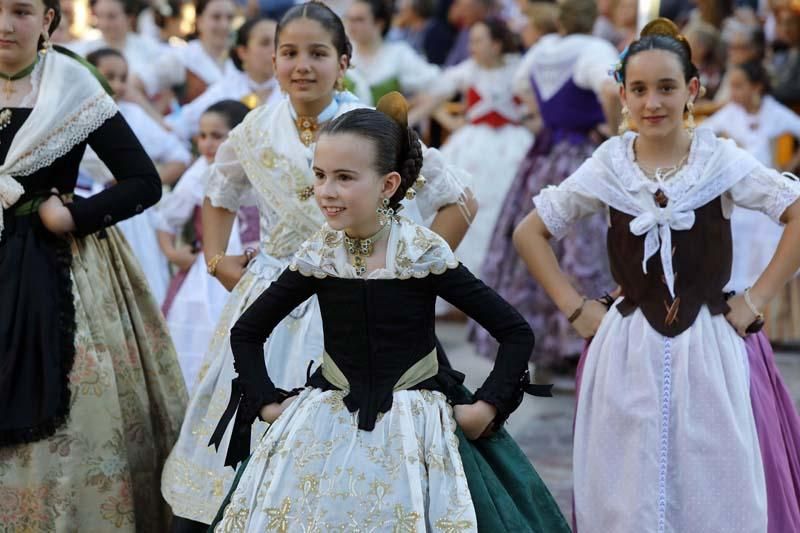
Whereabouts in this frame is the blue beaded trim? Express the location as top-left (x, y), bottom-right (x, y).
top-left (657, 337), bottom-right (673, 533)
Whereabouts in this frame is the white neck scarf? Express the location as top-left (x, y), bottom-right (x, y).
top-left (571, 131), bottom-right (763, 298)
top-left (0, 48), bottom-right (117, 240)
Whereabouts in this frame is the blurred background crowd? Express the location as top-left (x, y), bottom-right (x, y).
top-left (54, 0), bottom-right (800, 391)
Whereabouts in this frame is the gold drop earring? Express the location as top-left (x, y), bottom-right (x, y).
top-left (685, 101), bottom-right (696, 133)
top-left (619, 105), bottom-right (631, 134)
top-left (376, 197), bottom-right (394, 226)
top-left (40, 31), bottom-right (51, 53)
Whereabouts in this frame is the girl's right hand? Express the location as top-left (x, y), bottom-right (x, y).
top-left (214, 254), bottom-right (251, 291)
top-left (571, 299), bottom-right (608, 339)
top-left (259, 396), bottom-right (297, 424)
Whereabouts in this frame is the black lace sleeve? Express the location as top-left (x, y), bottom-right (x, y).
top-left (209, 267), bottom-right (317, 468)
top-left (66, 112), bottom-right (161, 237)
top-left (434, 264), bottom-right (550, 428)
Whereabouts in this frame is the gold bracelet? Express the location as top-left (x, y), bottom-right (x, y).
top-left (206, 252), bottom-right (225, 276)
top-left (743, 288), bottom-right (765, 321)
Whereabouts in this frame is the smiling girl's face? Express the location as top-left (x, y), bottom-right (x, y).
top-left (621, 49), bottom-right (699, 138)
top-left (313, 132), bottom-right (400, 235)
top-left (274, 17), bottom-right (348, 113)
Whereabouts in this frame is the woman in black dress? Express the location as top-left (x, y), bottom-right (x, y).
top-left (0, 0), bottom-right (186, 530)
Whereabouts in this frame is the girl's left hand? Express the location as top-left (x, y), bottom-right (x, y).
top-left (454, 400), bottom-right (498, 440)
top-left (38, 190), bottom-right (76, 235)
top-left (725, 293), bottom-right (761, 337)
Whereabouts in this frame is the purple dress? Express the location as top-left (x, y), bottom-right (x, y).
top-left (469, 74), bottom-right (614, 368)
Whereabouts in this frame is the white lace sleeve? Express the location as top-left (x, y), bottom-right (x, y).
top-left (204, 136), bottom-right (252, 212)
top-left (727, 164), bottom-right (800, 223)
top-left (415, 143), bottom-right (473, 221)
top-left (533, 160), bottom-right (605, 240)
top-left (573, 37), bottom-right (619, 95)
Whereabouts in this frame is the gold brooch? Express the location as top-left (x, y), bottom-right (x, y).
top-left (297, 185), bottom-right (314, 201)
top-left (295, 116), bottom-right (318, 146)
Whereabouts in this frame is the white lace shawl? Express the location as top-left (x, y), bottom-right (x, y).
top-left (534, 128), bottom-right (800, 297)
top-left (0, 48), bottom-right (117, 240)
top-left (290, 215), bottom-right (459, 280)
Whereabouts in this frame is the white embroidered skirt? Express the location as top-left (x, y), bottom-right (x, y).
top-left (214, 388), bottom-right (477, 532)
top-left (161, 252), bottom-right (324, 524)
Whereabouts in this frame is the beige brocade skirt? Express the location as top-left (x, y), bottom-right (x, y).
top-left (0, 227), bottom-right (187, 532)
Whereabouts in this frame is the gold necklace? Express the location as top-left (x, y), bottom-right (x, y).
top-left (343, 222), bottom-right (391, 276)
top-left (295, 115), bottom-right (318, 146)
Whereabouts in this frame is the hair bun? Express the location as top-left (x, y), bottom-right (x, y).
top-left (640, 17), bottom-right (692, 58)
top-left (640, 17), bottom-right (681, 38)
top-left (376, 91), bottom-right (408, 130)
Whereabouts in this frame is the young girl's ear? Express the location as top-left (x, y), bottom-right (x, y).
top-left (381, 171), bottom-right (402, 199)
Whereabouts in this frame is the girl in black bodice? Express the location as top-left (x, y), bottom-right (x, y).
top-left (208, 93), bottom-right (570, 532)
top-left (0, 0), bottom-right (186, 530)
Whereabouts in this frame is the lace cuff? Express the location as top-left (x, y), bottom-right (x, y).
top-left (533, 187), bottom-right (571, 240)
top-left (416, 145), bottom-right (474, 221)
top-left (729, 166), bottom-right (800, 223)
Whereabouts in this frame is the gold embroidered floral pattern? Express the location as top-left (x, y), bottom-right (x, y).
top-left (217, 498), bottom-right (251, 532)
top-left (393, 505), bottom-right (421, 532)
top-left (435, 518), bottom-right (476, 532)
top-left (212, 389), bottom-right (476, 532)
top-left (265, 497), bottom-right (292, 532)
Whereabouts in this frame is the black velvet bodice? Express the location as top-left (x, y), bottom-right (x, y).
top-left (213, 264), bottom-right (545, 468)
top-left (0, 108), bottom-right (161, 446)
top-left (2, 109), bottom-right (161, 236)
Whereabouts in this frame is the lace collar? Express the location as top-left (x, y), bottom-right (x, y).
top-left (289, 215), bottom-right (459, 280)
top-left (609, 128), bottom-right (717, 199)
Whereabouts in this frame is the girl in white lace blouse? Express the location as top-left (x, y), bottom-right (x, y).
top-left (514, 19), bottom-right (800, 533)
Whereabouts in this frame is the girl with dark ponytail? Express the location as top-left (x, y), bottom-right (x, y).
top-left (207, 92), bottom-right (570, 532)
top-left (516, 18), bottom-right (800, 532)
top-left (162, 4), bottom-right (478, 531)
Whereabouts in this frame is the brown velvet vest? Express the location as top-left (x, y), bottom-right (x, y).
top-left (608, 196), bottom-right (732, 337)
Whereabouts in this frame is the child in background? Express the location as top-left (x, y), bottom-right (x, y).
top-left (410, 18), bottom-right (533, 282)
top-left (84, 48), bottom-right (192, 303)
top-left (157, 100), bottom-right (253, 391)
